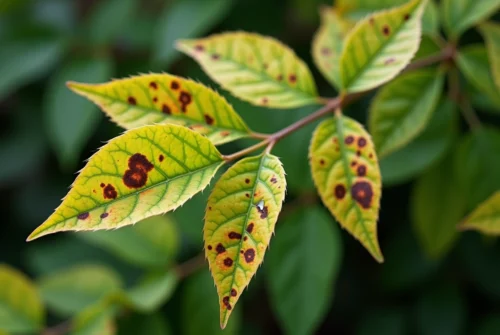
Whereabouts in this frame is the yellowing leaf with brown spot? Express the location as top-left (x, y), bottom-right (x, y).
top-left (177, 32), bottom-right (319, 108)
top-left (312, 7), bottom-right (354, 89)
top-left (204, 154), bottom-right (286, 328)
top-left (68, 73), bottom-right (250, 145)
top-left (460, 191), bottom-right (500, 235)
top-left (27, 124), bottom-right (224, 241)
top-left (309, 115), bottom-right (383, 262)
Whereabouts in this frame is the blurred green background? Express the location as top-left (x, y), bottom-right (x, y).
top-left (1, 0), bottom-right (500, 334)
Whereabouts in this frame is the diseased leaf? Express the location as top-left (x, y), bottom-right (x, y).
top-left (0, 264), bottom-right (44, 333)
top-left (204, 154), bottom-right (286, 328)
top-left (266, 207), bottom-right (342, 335)
top-left (478, 22), bottom-right (500, 92)
top-left (71, 302), bottom-right (117, 335)
top-left (177, 32), bottom-right (319, 108)
top-left (460, 191), bottom-right (500, 235)
top-left (38, 264), bottom-right (122, 316)
top-left (339, 0), bottom-right (426, 93)
top-left (78, 215), bottom-right (179, 268)
top-left (381, 99), bottom-right (457, 186)
top-left (68, 73), bottom-right (250, 145)
top-left (457, 45), bottom-right (500, 108)
top-left (369, 69), bottom-right (444, 158)
top-left (125, 271), bottom-right (178, 312)
top-left (312, 7), bottom-right (354, 89)
top-left (441, 0), bottom-right (500, 39)
top-left (411, 154), bottom-right (466, 259)
top-left (309, 115), bottom-right (383, 262)
top-left (27, 124), bottom-right (224, 241)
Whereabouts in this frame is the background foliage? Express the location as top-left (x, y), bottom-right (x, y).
top-left (1, 0), bottom-right (500, 334)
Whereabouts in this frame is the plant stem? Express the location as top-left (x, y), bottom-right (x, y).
top-left (175, 253), bottom-right (206, 279)
top-left (448, 67), bottom-right (482, 130)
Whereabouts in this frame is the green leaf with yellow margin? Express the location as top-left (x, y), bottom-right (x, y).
top-left (204, 154), bottom-right (286, 328)
top-left (460, 191), bottom-right (500, 235)
top-left (441, 0), bottom-right (500, 39)
top-left (478, 22), bottom-right (500, 92)
top-left (339, 0), bottom-right (427, 93)
top-left (176, 32), bottom-right (319, 108)
top-left (369, 68), bottom-right (445, 158)
top-left (0, 264), bottom-right (44, 333)
top-left (27, 124), bottom-right (224, 241)
top-left (312, 7), bottom-right (354, 90)
top-left (309, 115), bottom-right (383, 262)
top-left (68, 74), bottom-right (250, 145)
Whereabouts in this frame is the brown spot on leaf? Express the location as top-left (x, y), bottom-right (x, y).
top-left (100, 212), bottom-right (108, 219)
top-left (149, 82), bottom-right (157, 89)
top-left (216, 243), bottom-right (226, 254)
top-left (162, 104), bottom-right (171, 114)
top-left (100, 183), bottom-right (105, 188)
top-left (334, 184), bottom-right (346, 200)
top-left (244, 236), bottom-right (248, 241)
top-left (357, 150), bottom-right (361, 157)
top-left (153, 97), bottom-right (158, 103)
top-left (245, 193), bottom-right (250, 198)
top-left (220, 131), bottom-right (230, 137)
top-left (179, 91), bottom-right (192, 112)
top-left (270, 176), bottom-right (277, 184)
top-left (345, 135), bottom-right (354, 145)
top-left (211, 53), bottom-right (220, 60)
top-left (204, 114), bottom-right (214, 125)
top-left (247, 223), bottom-right (254, 233)
top-left (358, 137), bottom-right (367, 147)
top-left (159, 155), bottom-right (164, 162)
top-left (351, 181), bottom-right (373, 209)
top-left (194, 44), bottom-right (204, 52)
top-left (321, 47), bottom-right (331, 56)
top-left (208, 245), bottom-right (212, 250)
top-left (245, 178), bottom-right (250, 184)
top-left (231, 288), bottom-right (237, 297)
top-left (128, 153), bottom-right (154, 172)
top-left (384, 58), bottom-right (395, 65)
top-left (228, 232), bottom-right (242, 240)
top-left (404, 13), bottom-right (410, 21)
top-left (351, 161), bottom-right (357, 167)
top-left (369, 153), bottom-right (373, 159)
top-left (170, 81), bottom-right (180, 90)
top-left (382, 25), bottom-right (390, 36)
top-left (320, 159), bottom-right (325, 166)
top-left (123, 153), bottom-right (154, 189)
top-left (103, 184), bottom-right (117, 199)
top-left (262, 97), bottom-right (269, 105)
top-left (224, 257), bottom-right (233, 267)
top-left (77, 212), bottom-right (89, 220)
top-left (128, 97), bottom-right (137, 105)
top-left (257, 205), bottom-right (268, 219)
top-left (369, 17), bottom-right (375, 25)
top-left (289, 74), bottom-right (297, 83)
top-left (222, 296), bottom-right (232, 310)
top-left (357, 165), bottom-right (367, 177)
top-left (244, 249), bottom-right (255, 263)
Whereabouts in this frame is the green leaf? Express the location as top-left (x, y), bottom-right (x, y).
top-left (414, 285), bottom-right (466, 335)
top-left (441, 0), bottom-right (500, 39)
top-left (356, 309), bottom-right (407, 335)
top-left (478, 22), bottom-right (500, 92)
top-left (182, 270), bottom-right (241, 335)
top-left (266, 207), bottom-right (342, 335)
top-left (411, 154), bottom-right (466, 259)
top-left (457, 45), bottom-right (500, 108)
top-left (71, 302), bottom-right (117, 335)
top-left (125, 271), bottom-right (178, 312)
top-left (421, 0), bottom-right (439, 36)
top-left (177, 32), bottom-right (319, 108)
top-left (152, 0), bottom-right (233, 67)
top-left (118, 313), bottom-right (172, 335)
top-left (310, 115), bottom-right (383, 262)
top-left (0, 264), bottom-right (44, 333)
top-left (78, 215), bottom-right (179, 268)
top-left (27, 124), bottom-right (224, 241)
top-left (68, 73), bottom-right (251, 145)
top-left (45, 57), bottom-right (113, 169)
top-left (339, 0), bottom-right (427, 93)
top-left (455, 127), bottom-right (500, 210)
top-left (312, 7), bottom-right (354, 89)
top-left (380, 99), bottom-right (457, 186)
top-left (0, 36), bottom-right (64, 100)
top-left (460, 191), bottom-right (500, 235)
top-left (369, 69), bottom-right (444, 158)
top-left (85, 0), bottom-right (136, 44)
top-left (38, 264), bottom-right (122, 316)
top-left (204, 154), bottom-right (286, 328)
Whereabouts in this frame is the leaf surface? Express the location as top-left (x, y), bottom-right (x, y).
top-left (86, 0), bottom-right (136, 44)
top-left (312, 7), bottom-right (354, 89)
top-left (339, 0), bottom-right (426, 93)
top-left (479, 22), bottom-right (500, 92)
top-left (177, 32), bottom-right (319, 108)
top-left (71, 302), bottom-right (117, 335)
top-left (309, 115), bottom-right (383, 262)
top-left (441, 0), bottom-right (500, 38)
top-left (266, 207), bottom-right (342, 335)
top-left (125, 271), bottom-right (178, 312)
top-left (27, 124), bottom-right (224, 241)
top-left (460, 191), bottom-right (500, 235)
top-left (204, 154), bottom-right (286, 328)
top-left (369, 68), bottom-right (444, 158)
top-left (0, 264), bottom-right (44, 333)
top-left (68, 74), bottom-right (250, 145)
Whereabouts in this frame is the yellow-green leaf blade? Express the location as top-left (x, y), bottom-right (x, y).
top-left (478, 22), bottom-right (500, 92)
top-left (441, 0), bottom-right (500, 39)
top-left (68, 73), bottom-right (250, 145)
top-left (0, 264), bottom-right (45, 333)
top-left (460, 191), bottom-right (500, 235)
top-left (204, 154), bottom-right (286, 328)
top-left (312, 7), bottom-right (354, 89)
top-left (27, 124), bottom-right (224, 241)
top-left (339, 0), bottom-right (426, 93)
top-left (177, 32), bottom-right (319, 108)
top-left (309, 115), bottom-right (383, 262)
top-left (369, 68), bottom-right (444, 158)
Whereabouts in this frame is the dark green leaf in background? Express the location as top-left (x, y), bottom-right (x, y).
top-left (441, 0), bottom-right (500, 39)
top-left (71, 302), bottom-right (117, 335)
top-left (356, 308), bottom-right (407, 335)
top-left (118, 313), bottom-right (172, 335)
top-left (474, 315), bottom-right (500, 335)
top-left (125, 271), bottom-right (178, 312)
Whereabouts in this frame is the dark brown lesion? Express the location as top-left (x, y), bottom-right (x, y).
top-left (211, 53), bottom-right (220, 60)
top-left (207, 245), bottom-right (212, 250)
top-left (382, 25), bottom-right (390, 36)
top-left (123, 153), bottom-right (154, 189)
top-left (228, 232), bottom-right (242, 240)
top-left (149, 82), bottom-right (158, 90)
top-left (127, 97), bottom-right (137, 105)
top-left (220, 131), bottom-right (230, 137)
top-left (358, 137), bottom-right (367, 148)
top-left (103, 184), bottom-right (117, 199)
top-left (77, 212), bottom-right (89, 220)
top-left (334, 184), bottom-right (346, 200)
top-left (170, 81), bottom-right (180, 90)
top-left (244, 249), bottom-right (255, 263)
top-left (223, 296), bottom-right (232, 310)
top-left (246, 223), bottom-right (254, 233)
top-left (231, 288), bottom-right (237, 297)
top-left (204, 114), bottom-right (214, 125)
top-left (223, 257), bottom-right (233, 267)
top-left (321, 47), bottom-right (331, 56)
top-left (357, 165), bottom-right (367, 177)
top-left (178, 91), bottom-right (192, 112)
top-left (270, 176), bottom-right (277, 184)
top-left (345, 135), bottom-right (355, 145)
top-left (216, 243), bottom-right (226, 254)
top-left (194, 44), bottom-right (204, 52)
top-left (245, 178), bottom-right (250, 184)
top-left (351, 181), bottom-right (373, 209)
top-left (159, 155), bottom-right (164, 162)
top-left (100, 212), bottom-right (109, 219)
top-left (404, 13), bottom-right (410, 21)
top-left (257, 205), bottom-right (268, 219)
top-left (162, 104), bottom-right (171, 114)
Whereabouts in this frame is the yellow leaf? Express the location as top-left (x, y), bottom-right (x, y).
top-left (312, 7), bottom-right (354, 89)
top-left (27, 124), bottom-right (224, 241)
top-left (309, 115), bottom-right (383, 262)
top-left (177, 32), bottom-right (319, 108)
top-left (68, 73), bottom-right (250, 145)
top-left (204, 154), bottom-right (286, 328)
top-left (460, 191), bottom-right (500, 235)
